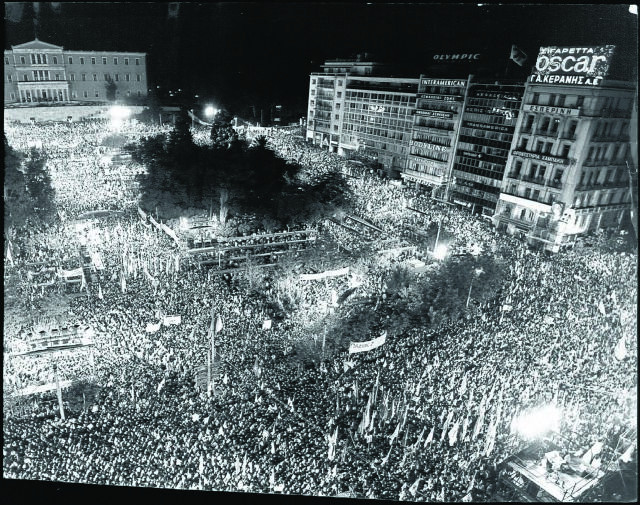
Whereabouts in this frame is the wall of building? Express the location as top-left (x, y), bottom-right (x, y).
top-left (4, 104), bottom-right (146, 123)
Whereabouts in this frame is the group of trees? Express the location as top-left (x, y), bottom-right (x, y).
top-left (130, 109), bottom-right (353, 227)
top-left (292, 254), bottom-right (507, 365)
top-left (4, 136), bottom-right (56, 231)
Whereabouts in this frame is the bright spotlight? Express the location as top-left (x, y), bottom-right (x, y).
top-left (470, 243), bottom-right (482, 256)
top-left (512, 405), bottom-right (561, 439)
top-left (205, 106), bottom-right (217, 117)
top-left (433, 244), bottom-right (448, 260)
top-left (109, 105), bottom-right (130, 120)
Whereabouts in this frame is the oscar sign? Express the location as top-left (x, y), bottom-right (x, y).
top-left (530, 45), bottom-right (615, 86)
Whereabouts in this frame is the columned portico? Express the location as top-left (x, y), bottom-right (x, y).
top-left (17, 81), bottom-right (70, 103)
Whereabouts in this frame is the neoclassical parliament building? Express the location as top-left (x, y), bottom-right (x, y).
top-left (4, 39), bottom-right (148, 104)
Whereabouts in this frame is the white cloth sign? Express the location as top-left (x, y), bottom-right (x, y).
top-left (262, 319), bottom-right (272, 330)
top-left (146, 322), bottom-right (161, 333)
top-left (300, 267), bottom-right (350, 281)
top-left (163, 315), bottom-right (181, 326)
top-left (349, 332), bottom-right (387, 354)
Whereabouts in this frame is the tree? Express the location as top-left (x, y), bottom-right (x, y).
top-left (24, 148), bottom-right (56, 222)
top-left (4, 136), bottom-right (31, 230)
top-left (210, 109), bottom-right (238, 148)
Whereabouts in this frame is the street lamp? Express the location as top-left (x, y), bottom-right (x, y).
top-left (466, 266), bottom-right (484, 308)
top-left (205, 106), bottom-right (218, 119)
top-left (511, 404), bottom-right (562, 440)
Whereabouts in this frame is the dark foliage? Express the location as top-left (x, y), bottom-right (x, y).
top-left (23, 148), bottom-right (57, 223)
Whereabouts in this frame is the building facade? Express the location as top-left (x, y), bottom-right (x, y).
top-left (307, 57), bottom-right (417, 176)
top-left (4, 39), bottom-right (148, 104)
top-left (450, 82), bottom-right (525, 215)
top-left (403, 76), bottom-right (468, 189)
top-left (492, 45), bottom-right (635, 251)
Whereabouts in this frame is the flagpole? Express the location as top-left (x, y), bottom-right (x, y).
top-left (53, 361), bottom-right (65, 420)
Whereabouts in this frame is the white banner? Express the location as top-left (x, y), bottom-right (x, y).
top-left (163, 315), bottom-right (182, 326)
top-left (91, 252), bottom-right (105, 271)
top-left (61, 267), bottom-right (84, 279)
top-left (146, 322), bottom-right (161, 333)
top-left (349, 332), bottom-right (387, 354)
top-left (138, 207), bottom-right (147, 221)
top-left (262, 319), bottom-right (272, 330)
top-left (300, 267), bottom-right (350, 281)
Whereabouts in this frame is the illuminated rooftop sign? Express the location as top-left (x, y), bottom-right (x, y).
top-left (530, 45), bottom-right (615, 86)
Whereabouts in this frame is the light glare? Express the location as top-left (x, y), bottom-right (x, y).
top-left (433, 244), bottom-right (448, 260)
top-left (512, 405), bottom-right (561, 439)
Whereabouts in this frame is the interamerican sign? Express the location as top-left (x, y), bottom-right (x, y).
top-left (512, 150), bottom-right (570, 165)
top-left (421, 79), bottom-right (467, 87)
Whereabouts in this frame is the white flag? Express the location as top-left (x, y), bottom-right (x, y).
top-left (262, 319), bottom-right (272, 330)
top-left (614, 337), bottom-right (627, 361)
top-left (620, 443), bottom-right (635, 463)
top-left (97, 283), bottom-right (103, 300)
top-left (448, 420), bottom-right (460, 446)
top-left (425, 426), bottom-right (434, 446)
top-left (146, 322), bottom-right (161, 333)
top-left (598, 300), bottom-right (606, 316)
top-left (215, 316), bottom-right (223, 333)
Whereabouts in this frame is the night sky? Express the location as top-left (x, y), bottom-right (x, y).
top-left (4, 2), bottom-right (638, 116)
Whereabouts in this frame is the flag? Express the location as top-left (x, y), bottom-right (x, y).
top-left (462, 492), bottom-right (473, 502)
top-left (449, 420), bottom-right (460, 446)
top-left (441, 410), bottom-right (454, 441)
top-left (5, 241), bottom-right (14, 266)
top-left (389, 422), bottom-right (401, 444)
top-left (381, 445), bottom-right (392, 466)
top-left (409, 478), bottom-right (421, 497)
top-left (198, 454), bottom-right (204, 475)
top-left (146, 322), bottom-right (161, 333)
top-left (80, 271), bottom-right (87, 292)
top-left (157, 377), bottom-right (165, 394)
top-left (598, 300), bottom-right (606, 316)
top-left (484, 420), bottom-right (497, 456)
top-left (510, 45), bottom-right (527, 66)
top-left (581, 441), bottom-right (603, 465)
top-left (215, 316), bottom-right (223, 333)
top-left (425, 426), bottom-right (434, 446)
top-left (620, 443), bottom-right (635, 463)
top-left (614, 337), bottom-right (627, 361)
top-left (262, 319), bottom-right (272, 330)
top-left (97, 284), bottom-right (103, 300)
top-left (269, 469), bottom-right (275, 489)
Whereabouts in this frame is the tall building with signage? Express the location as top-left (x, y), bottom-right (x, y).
top-left (450, 81), bottom-right (525, 215)
top-left (4, 39), bottom-right (148, 104)
top-left (493, 45), bottom-right (635, 252)
top-left (307, 56), bottom-right (418, 176)
top-left (402, 76), bottom-right (469, 188)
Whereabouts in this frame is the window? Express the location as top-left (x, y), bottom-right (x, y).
top-left (52, 56), bottom-right (58, 64)
top-left (72, 91), bottom-right (77, 98)
top-left (91, 57), bottom-right (96, 65)
top-left (539, 116), bottom-right (550, 132)
top-left (82, 73), bottom-right (87, 81)
top-left (338, 80), bottom-right (343, 86)
top-left (4, 57), bottom-right (9, 64)
top-left (135, 58), bottom-right (140, 65)
top-left (68, 56), bottom-right (73, 64)
top-left (55, 73), bottom-right (60, 80)
top-left (136, 74), bottom-right (141, 82)
top-left (30, 54), bottom-right (36, 64)
top-left (104, 73), bottom-right (109, 80)
top-left (125, 73), bottom-right (130, 81)
top-left (524, 115), bottom-right (534, 130)
top-left (95, 90), bottom-right (99, 97)
top-left (554, 168), bottom-right (564, 183)
top-left (577, 96), bottom-right (584, 107)
top-left (10, 92), bottom-right (15, 100)
top-left (513, 160), bottom-right (523, 176)
top-left (127, 90), bottom-right (131, 96)
top-left (532, 92), bottom-right (540, 104)
top-left (137, 90), bottom-right (141, 96)
top-left (70, 73), bottom-right (75, 81)
top-left (93, 73), bottom-right (98, 81)
top-left (7, 74), bottom-right (12, 82)
top-left (560, 144), bottom-right (570, 158)
top-left (334, 114), bottom-right (340, 120)
top-left (311, 78), bottom-right (316, 84)
top-left (337, 91), bottom-right (342, 98)
top-left (20, 56), bottom-right (26, 64)
top-left (124, 58), bottom-right (129, 65)
top-left (80, 57), bottom-right (85, 64)
top-left (83, 90), bottom-right (88, 98)
top-left (334, 125), bottom-right (339, 131)
top-left (23, 74), bottom-right (28, 81)
top-left (114, 57), bottom-right (118, 65)
top-left (115, 73), bottom-right (119, 81)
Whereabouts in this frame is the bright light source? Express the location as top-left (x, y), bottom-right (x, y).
top-left (433, 244), bottom-right (448, 260)
top-left (205, 106), bottom-right (217, 117)
top-left (474, 267), bottom-right (484, 276)
top-left (512, 405), bottom-right (561, 439)
top-left (630, 5), bottom-right (638, 15)
top-left (109, 105), bottom-right (130, 120)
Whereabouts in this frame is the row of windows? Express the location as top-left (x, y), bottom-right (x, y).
top-left (345, 91), bottom-right (414, 103)
top-left (586, 143), bottom-right (627, 162)
top-left (579, 166), bottom-right (626, 187)
top-left (461, 112), bottom-right (516, 126)
top-left (458, 134), bottom-right (512, 151)
top-left (343, 114), bottom-right (413, 127)
top-left (414, 118), bottom-right (455, 131)
top-left (527, 93), bottom-right (630, 113)
top-left (72, 73), bottom-right (141, 82)
top-left (458, 142), bottom-right (509, 159)
top-left (9, 89), bottom-right (142, 100)
top-left (410, 147), bottom-right (449, 162)
top-left (409, 163), bottom-right (445, 177)
top-left (459, 128), bottom-right (513, 144)
top-left (574, 191), bottom-right (628, 207)
top-left (6, 54), bottom-right (141, 66)
top-left (466, 97), bottom-right (521, 111)
top-left (455, 158), bottom-right (506, 178)
top-left (516, 137), bottom-right (572, 158)
top-left (419, 85), bottom-right (464, 96)
top-left (522, 115), bottom-right (577, 139)
top-left (342, 124), bottom-right (411, 141)
top-left (510, 160), bottom-right (564, 183)
top-left (412, 133), bottom-right (451, 147)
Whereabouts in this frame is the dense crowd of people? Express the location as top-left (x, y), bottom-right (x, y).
top-left (3, 118), bottom-right (637, 501)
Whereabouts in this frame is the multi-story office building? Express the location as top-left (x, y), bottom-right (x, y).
top-left (4, 39), bottom-right (148, 104)
top-left (492, 45), bottom-right (635, 251)
top-left (403, 76), bottom-right (468, 188)
top-left (307, 57), bottom-right (418, 176)
top-left (450, 82), bottom-right (525, 215)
